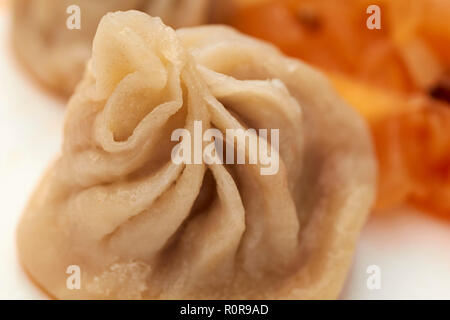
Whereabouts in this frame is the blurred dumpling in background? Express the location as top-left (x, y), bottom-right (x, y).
top-left (17, 11), bottom-right (376, 299)
top-left (12, 0), bottom-right (229, 97)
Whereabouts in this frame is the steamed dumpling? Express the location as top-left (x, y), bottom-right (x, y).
top-left (12, 0), bottom-right (213, 97)
top-left (17, 11), bottom-right (376, 299)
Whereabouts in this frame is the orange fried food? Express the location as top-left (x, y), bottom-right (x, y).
top-left (231, 0), bottom-right (450, 94)
top-left (230, 0), bottom-right (450, 217)
top-left (387, 104), bottom-right (450, 218)
top-left (330, 74), bottom-right (450, 217)
top-left (231, 0), bottom-right (420, 93)
top-left (333, 74), bottom-right (450, 217)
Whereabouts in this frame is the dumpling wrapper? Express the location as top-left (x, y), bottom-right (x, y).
top-left (12, 0), bottom-right (213, 96)
top-left (17, 11), bottom-right (376, 299)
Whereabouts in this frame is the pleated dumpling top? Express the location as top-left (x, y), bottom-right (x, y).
top-left (12, 0), bottom-right (212, 96)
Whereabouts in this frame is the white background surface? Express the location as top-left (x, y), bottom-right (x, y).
top-left (0, 8), bottom-right (449, 300)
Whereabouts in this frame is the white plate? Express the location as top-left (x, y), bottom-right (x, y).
top-left (1, 8), bottom-right (449, 300)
